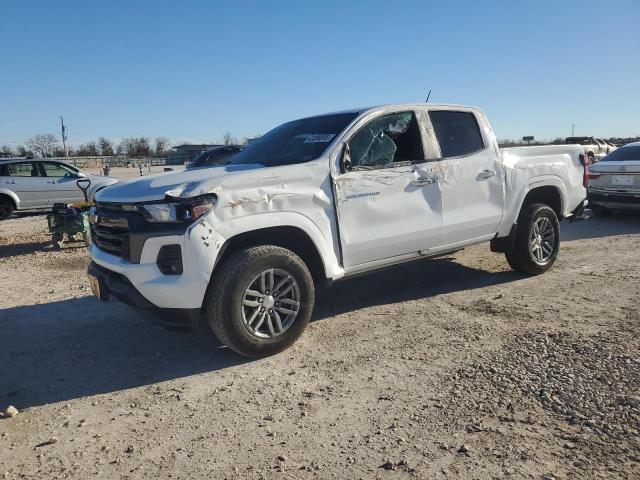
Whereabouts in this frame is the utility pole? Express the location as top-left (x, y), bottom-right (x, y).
top-left (571, 123), bottom-right (575, 137)
top-left (59, 116), bottom-right (69, 157)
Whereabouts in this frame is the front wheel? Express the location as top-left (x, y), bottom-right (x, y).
top-left (505, 203), bottom-right (560, 275)
top-left (206, 246), bottom-right (315, 358)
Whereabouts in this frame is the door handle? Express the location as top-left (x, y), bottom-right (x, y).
top-left (477, 169), bottom-right (496, 179)
top-left (410, 175), bottom-right (437, 187)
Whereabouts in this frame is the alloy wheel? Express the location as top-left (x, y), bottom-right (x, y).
top-left (241, 268), bottom-right (301, 339)
top-left (529, 217), bottom-right (555, 264)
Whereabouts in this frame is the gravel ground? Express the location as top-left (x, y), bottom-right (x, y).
top-left (0, 210), bottom-right (639, 479)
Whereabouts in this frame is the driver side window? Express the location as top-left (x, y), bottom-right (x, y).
top-left (348, 111), bottom-right (424, 169)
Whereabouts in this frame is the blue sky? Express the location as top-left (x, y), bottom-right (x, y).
top-left (1, 0), bottom-right (638, 148)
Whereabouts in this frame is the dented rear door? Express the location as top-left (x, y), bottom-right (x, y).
top-left (428, 109), bottom-right (505, 245)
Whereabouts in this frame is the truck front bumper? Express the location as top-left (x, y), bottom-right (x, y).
top-left (88, 220), bottom-right (225, 311)
top-left (87, 261), bottom-right (203, 329)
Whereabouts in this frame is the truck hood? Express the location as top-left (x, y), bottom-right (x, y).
top-left (95, 164), bottom-right (265, 203)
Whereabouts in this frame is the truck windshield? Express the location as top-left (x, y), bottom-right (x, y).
top-left (230, 112), bottom-right (359, 167)
top-left (600, 146), bottom-right (640, 162)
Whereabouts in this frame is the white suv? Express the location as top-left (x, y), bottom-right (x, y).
top-left (0, 158), bottom-right (119, 220)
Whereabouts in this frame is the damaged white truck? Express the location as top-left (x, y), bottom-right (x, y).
top-left (87, 104), bottom-right (587, 357)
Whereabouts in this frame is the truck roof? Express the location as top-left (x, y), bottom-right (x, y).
top-left (299, 103), bottom-right (479, 120)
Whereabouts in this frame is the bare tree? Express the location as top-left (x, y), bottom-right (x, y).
top-left (98, 137), bottom-right (114, 156)
top-left (17, 145), bottom-right (33, 157)
top-left (25, 134), bottom-right (59, 157)
top-left (222, 131), bottom-right (237, 146)
top-left (0, 145), bottom-right (14, 157)
top-left (51, 146), bottom-right (67, 157)
top-left (154, 137), bottom-right (170, 157)
top-left (118, 138), bottom-right (133, 156)
top-left (75, 141), bottom-right (99, 156)
top-left (119, 137), bottom-right (152, 157)
top-left (133, 137), bottom-right (152, 157)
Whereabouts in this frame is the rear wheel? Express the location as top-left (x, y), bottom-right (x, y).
top-left (206, 246), bottom-right (315, 358)
top-left (505, 203), bottom-right (560, 275)
top-left (0, 197), bottom-right (14, 221)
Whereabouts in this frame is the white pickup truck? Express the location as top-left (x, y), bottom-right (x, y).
top-left (88, 104), bottom-right (587, 357)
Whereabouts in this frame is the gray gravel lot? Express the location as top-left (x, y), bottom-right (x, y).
top-left (0, 210), bottom-right (639, 479)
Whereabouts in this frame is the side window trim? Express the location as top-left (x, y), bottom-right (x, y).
top-left (346, 110), bottom-right (427, 172)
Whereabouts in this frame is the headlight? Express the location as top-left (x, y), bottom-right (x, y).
top-left (142, 203), bottom-right (182, 223)
top-left (139, 194), bottom-right (217, 223)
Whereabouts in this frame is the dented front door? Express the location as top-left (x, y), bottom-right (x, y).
top-left (334, 162), bottom-right (443, 267)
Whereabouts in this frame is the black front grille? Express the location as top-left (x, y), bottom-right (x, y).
top-left (91, 203), bottom-right (131, 260)
top-left (91, 202), bottom-right (192, 264)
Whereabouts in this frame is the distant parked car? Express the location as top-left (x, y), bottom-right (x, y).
top-left (185, 145), bottom-right (242, 170)
top-left (587, 141), bottom-right (640, 215)
top-left (0, 158), bottom-right (120, 220)
top-left (566, 137), bottom-right (617, 164)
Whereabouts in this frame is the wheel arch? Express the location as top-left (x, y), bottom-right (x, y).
top-left (0, 190), bottom-right (19, 209)
top-left (213, 225), bottom-right (328, 286)
top-left (518, 183), bottom-right (564, 220)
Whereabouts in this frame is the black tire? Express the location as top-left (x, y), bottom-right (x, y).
top-left (206, 245), bottom-right (315, 358)
top-left (587, 151), bottom-right (595, 165)
top-left (505, 203), bottom-right (560, 275)
top-left (0, 197), bottom-right (14, 221)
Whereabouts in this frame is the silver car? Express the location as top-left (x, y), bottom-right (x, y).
top-left (0, 158), bottom-right (119, 220)
top-left (587, 141), bottom-right (640, 215)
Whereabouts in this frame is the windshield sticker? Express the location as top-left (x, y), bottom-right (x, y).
top-left (303, 133), bottom-right (336, 143)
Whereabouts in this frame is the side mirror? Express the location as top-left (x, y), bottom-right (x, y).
top-left (340, 143), bottom-right (352, 173)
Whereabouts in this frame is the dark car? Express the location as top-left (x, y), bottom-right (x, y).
top-left (186, 145), bottom-right (242, 170)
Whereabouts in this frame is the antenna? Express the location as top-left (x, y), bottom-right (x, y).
top-left (59, 116), bottom-right (69, 157)
top-left (425, 90), bottom-right (432, 103)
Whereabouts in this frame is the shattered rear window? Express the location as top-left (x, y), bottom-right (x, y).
top-left (230, 113), bottom-right (358, 167)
